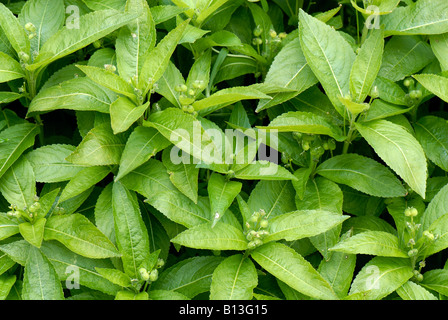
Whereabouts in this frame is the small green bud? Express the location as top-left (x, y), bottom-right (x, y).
top-left (259, 219), bottom-right (268, 229)
top-left (139, 268), bottom-right (150, 281)
top-left (423, 230), bottom-right (435, 241)
top-left (259, 209), bottom-right (266, 217)
top-left (252, 37), bottom-right (263, 46)
top-left (409, 90), bottom-right (422, 100)
top-left (416, 273), bottom-right (423, 282)
top-left (302, 140), bottom-right (310, 151)
top-left (278, 32), bottom-right (287, 39)
top-left (192, 80), bottom-right (205, 90)
top-left (93, 40), bottom-right (102, 49)
top-left (404, 207), bottom-right (418, 217)
top-left (253, 25), bottom-right (262, 37)
top-left (104, 64), bottom-right (116, 72)
top-left (187, 89), bottom-right (195, 96)
top-left (245, 221), bottom-right (251, 229)
top-left (370, 85), bottom-right (380, 99)
top-left (156, 258), bottom-right (165, 269)
top-left (407, 248), bottom-right (418, 257)
top-left (419, 260), bottom-right (426, 268)
top-left (269, 29), bottom-right (277, 38)
top-left (25, 22), bottom-right (36, 32)
top-left (149, 269), bottom-right (158, 282)
top-left (292, 132), bottom-right (302, 141)
top-left (250, 213), bottom-right (259, 223)
top-left (403, 78), bottom-right (414, 87)
top-left (28, 202), bottom-right (41, 213)
top-left (247, 241), bottom-right (258, 250)
top-left (19, 51), bottom-right (30, 62)
top-left (281, 152), bottom-right (289, 164)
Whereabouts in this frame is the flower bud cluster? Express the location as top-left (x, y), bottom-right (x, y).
top-left (7, 196), bottom-right (42, 223)
top-left (244, 209), bottom-right (269, 249)
top-left (138, 258), bottom-right (165, 283)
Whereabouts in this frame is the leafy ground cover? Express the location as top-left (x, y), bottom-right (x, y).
top-left (0, 0), bottom-right (448, 301)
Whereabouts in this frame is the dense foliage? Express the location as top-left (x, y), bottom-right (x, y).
top-left (0, 0), bottom-right (448, 301)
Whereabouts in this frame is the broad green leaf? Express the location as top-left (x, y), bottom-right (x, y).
top-left (256, 37), bottom-right (318, 112)
top-left (148, 290), bottom-right (190, 300)
top-left (329, 231), bottom-right (407, 257)
top-left (378, 36), bottom-right (435, 82)
top-left (348, 256), bottom-right (414, 300)
top-left (28, 77), bottom-right (119, 115)
top-left (291, 167), bottom-right (312, 200)
top-left (76, 65), bottom-right (136, 100)
top-left (41, 241), bottom-right (121, 296)
top-left (116, 126), bottom-right (170, 181)
top-left (95, 267), bottom-right (132, 288)
top-left (0, 253), bottom-right (15, 277)
top-left (146, 108), bottom-right (221, 164)
top-left (364, 99), bottom-right (412, 122)
top-left (413, 74), bottom-right (448, 103)
top-left (430, 33), bottom-right (448, 71)
top-left (396, 281), bottom-right (438, 300)
top-left (233, 160), bottom-right (297, 181)
top-left (0, 239), bottom-right (30, 266)
top-left (0, 3), bottom-right (29, 55)
top-left (355, 119), bottom-right (427, 199)
top-left (162, 148), bottom-right (199, 204)
top-left (382, 0), bottom-right (448, 36)
top-left (116, 0), bottom-right (156, 83)
top-left (338, 97), bottom-right (370, 116)
top-left (414, 116), bottom-right (448, 172)
top-left (0, 123), bottom-right (39, 179)
top-left (44, 213), bottom-right (120, 259)
top-left (155, 61), bottom-right (185, 108)
top-left (0, 52), bottom-right (25, 83)
top-left (316, 154), bottom-right (407, 198)
top-left (66, 124), bottom-right (125, 166)
top-left (18, 0), bottom-right (65, 55)
top-left (298, 9), bottom-right (356, 116)
top-left (350, 0), bottom-right (400, 15)
top-left (0, 157), bottom-right (36, 211)
top-left (121, 159), bottom-right (210, 227)
top-left (28, 9), bottom-right (140, 71)
top-left (58, 166), bottom-right (111, 203)
top-left (171, 222), bottom-right (248, 251)
top-left (186, 49), bottom-right (211, 98)
top-left (152, 256), bottom-right (224, 298)
top-left (110, 97), bottom-right (148, 134)
top-left (138, 19), bottom-right (189, 96)
top-left (210, 254), bottom-right (258, 300)
top-left (19, 218), bottom-right (46, 248)
top-left (208, 173), bottom-right (242, 226)
top-left (22, 246), bottom-right (64, 300)
top-left (0, 92), bottom-right (22, 105)
top-left (25, 144), bottom-right (83, 183)
top-left (420, 269), bottom-right (448, 296)
top-left (0, 274), bottom-right (15, 300)
top-left (318, 231), bottom-right (356, 298)
top-left (425, 213), bottom-right (448, 256)
top-left (248, 180), bottom-right (296, 220)
top-left (257, 111), bottom-right (346, 142)
top-left (251, 242), bottom-right (338, 300)
top-left (94, 183), bottom-right (115, 244)
top-left (150, 5), bottom-right (187, 25)
top-left (264, 210), bottom-right (349, 243)
top-left (420, 183), bottom-right (448, 238)
top-left (0, 214), bottom-right (19, 241)
top-left (112, 181), bottom-right (150, 278)
top-left (349, 28), bottom-right (384, 103)
top-left (372, 76), bottom-right (408, 106)
top-left (193, 86), bottom-right (271, 114)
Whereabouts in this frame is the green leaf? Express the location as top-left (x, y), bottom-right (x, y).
top-left (382, 0), bottom-right (448, 36)
top-left (19, 218), bottom-right (46, 248)
top-left (372, 76), bottom-right (408, 106)
top-left (0, 123), bottom-right (39, 179)
top-left (414, 116), bottom-right (448, 172)
top-left (18, 0), bottom-right (65, 55)
top-left (396, 281), bottom-right (438, 300)
top-left (251, 242), bottom-right (338, 300)
top-left (138, 19), bottom-right (189, 96)
top-left (152, 256), bottom-right (224, 298)
top-left (413, 74), bottom-right (448, 103)
top-left (348, 256), bottom-right (414, 300)
top-left (0, 52), bottom-right (25, 83)
top-left (115, 290), bottom-right (148, 300)
top-left (233, 160), bottom-right (298, 181)
top-left (208, 173), bottom-right (242, 226)
top-left (329, 231), bottom-right (407, 257)
top-left (44, 213), bottom-right (120, 259)
top-left (0, 3), bottom-right (30, 55)
top-left (0, 274), bottom-right (15, 300)
top-left (291, 167), bottom-right (312, 200)
top-left (0, 91), bottom-right (22, 105)
top-left (162, 148), bottom-right (199, 204)
top-left (420, 269), bottom-right (448, 296)
top-left (75, 64), bottom-right (136, 100)
top-left (110, 97), bottom-right (148, 134)
top-left (0, 157), bottom-right (36, 211)
top-left (210, 254), bottom-right (258, 300)
top-left (421, 183), bottom-right (448, 235)
top-left (112, 181), bottom-right (150, 278)
top-left (28, 9), bottom-right (140, 71)
top-left (116, 0), bottom-right (156, 83)
top-left (298, 9), bottom-right (356, 116)
top-left (116, 126), bottom-right (170, 181)
top-left (430, 33), bottom-right (448, 71)
top-left (25, 144), bottom-right (83, 183)
top-left (58, 166), bottom-right (111, 203)
top-left (355, 119), bottom-right (427, 199)
top-left (121, 159), bottom-right (211, 228)
top-left (257, 111), bottom-right (346, 141)
top-left (378, 36), bottom-right (435, 82)
top-left (28, 77), bottom-right (119, 115)
top-left (66, 124), bottom-right (125, 166)
top-left (349, 28), bottom-right (384, 103)
top-left (193, 86), bottom-right (271, 114)
top-left (148, 290), bottom-right (190, 300)
top-left (264, 210), bottom-right (349, 243)
top-left (155, 61), bottom-right (185, 108)
top-left (0, 214), bottom-right (19, 241)
top-left (316, 154), bottom-right (407, 198)
top-left (22, 246), bottom-right (64, 300)
top-left (171, 222), bottom-right (248, 251)
top-left (256, 38), bottom-right (318, 112)
top-left (95, 267), bottom-right (132, 288)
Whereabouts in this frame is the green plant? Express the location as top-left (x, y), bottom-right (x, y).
top-left (0, 0), bottom-right (447, 301)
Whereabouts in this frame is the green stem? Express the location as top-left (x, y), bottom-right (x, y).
top-left (26, 70), bottom-right (45, 146)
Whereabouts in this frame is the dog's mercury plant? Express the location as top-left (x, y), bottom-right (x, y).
top-left (0, 0), bottom-right (447, 301)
